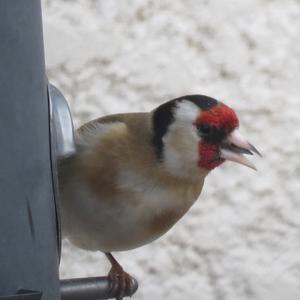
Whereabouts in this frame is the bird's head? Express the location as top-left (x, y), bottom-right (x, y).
top-left (152, 95), bottom-right (260, 178)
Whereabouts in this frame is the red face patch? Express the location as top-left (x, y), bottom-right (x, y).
top-left (197, 102), bottom-right (239, 171)
top-left (197, 102), bottom-right (239, 131)
top-left (198, 142), bottom-right (225, 170)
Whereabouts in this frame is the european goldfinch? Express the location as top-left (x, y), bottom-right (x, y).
top-left (59, 94), bottom-right (260, 300)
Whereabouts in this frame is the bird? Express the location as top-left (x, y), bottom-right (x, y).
top-left (58, 94), bottom-right (260, 300)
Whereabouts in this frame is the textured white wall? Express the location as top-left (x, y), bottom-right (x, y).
top-left (43, 1), bottom-right (300, 299)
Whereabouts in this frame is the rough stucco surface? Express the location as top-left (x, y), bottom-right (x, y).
top-left (42, 1), bottom-right (300, 299)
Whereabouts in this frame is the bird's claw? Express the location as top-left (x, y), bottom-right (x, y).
top-left (108, 264), bottom-right (135, 300)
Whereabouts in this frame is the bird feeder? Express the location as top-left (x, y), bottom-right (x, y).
top-left (0, 1), bottom-right (138, 299)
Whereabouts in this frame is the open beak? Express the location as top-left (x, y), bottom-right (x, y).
top-left (220, 129), bottom-right (261, 170)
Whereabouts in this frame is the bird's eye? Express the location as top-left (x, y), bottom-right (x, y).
top-left (196, 123), bottom-right (212, 136)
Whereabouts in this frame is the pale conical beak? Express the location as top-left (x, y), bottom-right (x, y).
top-left (220, 129), bottom-right (261, 171)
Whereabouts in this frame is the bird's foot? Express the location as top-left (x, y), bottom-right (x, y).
top-left (108, 264), bottom-right (135, 300)
top-left (106, 253), bottom-right (137, 300)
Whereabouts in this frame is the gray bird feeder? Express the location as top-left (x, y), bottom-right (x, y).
top-left (0, 1), bottom-right (137, 299)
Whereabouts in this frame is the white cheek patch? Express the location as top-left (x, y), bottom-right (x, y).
top-left (163, 125), bottom-right (199, 178)
top-left (162, 101), bottom-right (202, 178)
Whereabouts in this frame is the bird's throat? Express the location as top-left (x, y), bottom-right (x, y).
top-left (198, 142), bottom-right (225, 170)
